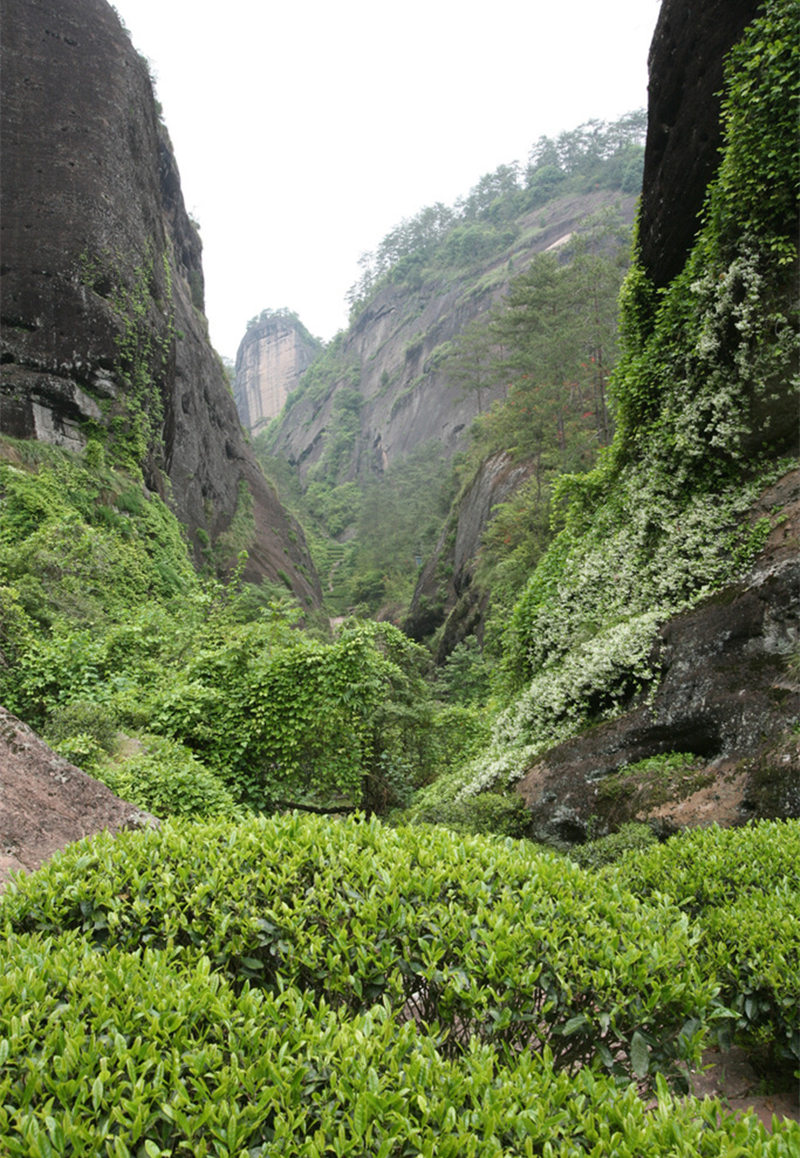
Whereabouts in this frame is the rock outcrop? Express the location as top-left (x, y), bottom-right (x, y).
top-left (0, 0), bottom-right (321, 603)
top-left (0, 705), bottom-right (157, 892)
top-left (234, 314), bottom-right (320, 436)
top-left (404, 452), bottom-right (535, 656)
top-left (268, 191), bottom-right (637, 485)
top-left (515, 470), bottom-right (800, 843)
top-left (637, 0), bottom-right (758, 289)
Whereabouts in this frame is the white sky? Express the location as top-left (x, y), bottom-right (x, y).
top-left (111, 0), bottom-right (661, 360)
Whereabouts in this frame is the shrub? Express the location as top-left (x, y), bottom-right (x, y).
top-left (403, 791), bottom-right (531, 840)
top-left (95, 734), bottom-right (240, 820)
top-left (3, 931), bottom-right (797, 1157)
top-left (610, 820), bottom-right (800, 1068)
top-left (45, 700), bottom-right (118, 754)
top-left (570, 821), bottom-right (658, 870)
top-left (3, 813), bottom-right (716, 1088)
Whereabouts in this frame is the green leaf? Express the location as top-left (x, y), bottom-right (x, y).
top-left (630, 1031), bottom-right (650, 1079)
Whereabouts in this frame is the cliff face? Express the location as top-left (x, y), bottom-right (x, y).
top-left (234, 316), bottom-right (320, 436)
top-left (637, 0), bottom-right (758, 289)
top-left (0, 0), bottom-right (321, 604)
top-left (405, 453), bottom-right (536, 655)
top-left (268, 191), bottom-right (637, 485)
top-left (0, 706), bottom-right (157, 892)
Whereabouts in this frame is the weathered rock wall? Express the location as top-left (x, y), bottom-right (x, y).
top-left (269, 191), bottom-right (637, 484)
top-left (0, 705), bottom-right (157, 892)
top-left (0, 0), bottom-right (321, 604)
top-left (234, 317), bottom-right (319, 435)
top-left (637, 0), bottom-right (758, 289)
top-left (404, 452), bottom-right (535, 655)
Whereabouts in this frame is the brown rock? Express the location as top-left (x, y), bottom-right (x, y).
top-left (0, 705), bottom-right (156, 892)
top-left (234, 315), bottom-right (320, 436)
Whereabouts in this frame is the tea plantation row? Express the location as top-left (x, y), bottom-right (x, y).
top-left (1, 814), bottom-right (798, 1155)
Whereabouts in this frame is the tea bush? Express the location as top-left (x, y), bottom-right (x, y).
top-left (3, 813), bottom-right (714, 1087)
top-left (569, 821), bottom-right (658, 870)
top-left (400, 791), bottom-right (531, 839)
top-left (610, 820), bottom-right (800, 1067)
top-left (3, 932), bottom-right (797, 1157)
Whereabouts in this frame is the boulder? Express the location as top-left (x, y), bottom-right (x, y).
top-left (0, 705), bottom-right (156, 892)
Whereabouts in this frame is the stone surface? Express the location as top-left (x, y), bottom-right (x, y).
top-left (234, 316), bottom-right (320, 435)
top-left (637, 0), bottom-right (758, 289)
top-left (515, 470), bottom-right (800, 844)
top-left (404, 452), bottom-right (535, 657)
top-left (268, 191), bottom-right (637, 485)
top-left (0, 705), bottom-right (157, 892)
top-left (0, 0), bottom-right (321, 603)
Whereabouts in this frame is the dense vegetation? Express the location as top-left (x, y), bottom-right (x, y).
top-left (2, 2), bottom-right (799, 1150)
top-left (407, 0), bottom-right (798, 807)
top-left (0, 441), bottom-right (465, 815)
top-left (3, 815), bottom-right (798, 1153)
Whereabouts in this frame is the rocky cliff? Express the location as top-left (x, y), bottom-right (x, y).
top-left (0, 0), bottom-right (321, 603)
top-left (234, 314), bottom-right (320, 436)
top-left (267, 191), bottom-right (637, 485)
top-left (405, 452), bottom-right (536, 655)
top-left (637, 0), bottom-right (758, 289)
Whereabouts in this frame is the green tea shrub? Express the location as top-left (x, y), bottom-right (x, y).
top-left (95, 735), bottom-right (240, 820)
top-left (50, 731), bottom-right (107, 772)
top-left (3, 813), bottom-right (715, 1087)
top-left (570, 821), bottom-right (658, 870)
top-left (610, 820), bottom-right (800, 1067)
top-left (3, 932), bottom-right (797, 1157)
top-left (403, 791), bottom-right (531, 839)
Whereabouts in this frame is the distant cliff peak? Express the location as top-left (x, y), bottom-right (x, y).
top-left (234, 310), bottom-right (321, 435)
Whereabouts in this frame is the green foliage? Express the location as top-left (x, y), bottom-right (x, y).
top-left (435, 636), bottom-right (492, 705)
top-left (341, 442), bottom-right (457, 613)
top-left (96, 735), bottom-right (239, 820)
top-left (438, 7), bottom-right (799, 809)
top-left (152, 617), bottom-right (433, 810)
top-left (570, 822), bottom-right (658, 870)
top-left (212, 479), bottom-right (256, 565)
top-left (610, 820), bottom-right (800, 1068)
top-left (45, 700), bottom-right (119, 755)
top-left (613, 0), bottom-right (799, 455)
top-left (403, 791), bottom-right (531, 840)
top-left (4, 930), bottom-right (795, 1157)
top-left (3, 813), bottom-right (715, 1086)
top-left (77, 246), bottom-right (175, 470)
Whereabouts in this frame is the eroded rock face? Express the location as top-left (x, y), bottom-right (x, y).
top-left (404, 452), bottom-right (535, 658)
top-left (0, 705), bottom-right (156, 892)
top-left (637, 0), bottom-right (758, 289)
top-left (234, 317), bottom-right (320, 436)
top-left (268, 192), bottom-right (637, 485)
top-left (0, 0), bottom-right (321, 603)
top-left (515, 470), bottom-right (800, 843)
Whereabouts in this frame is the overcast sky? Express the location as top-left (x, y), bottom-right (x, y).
top-left (111, 0), bottom-right (661, 360)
